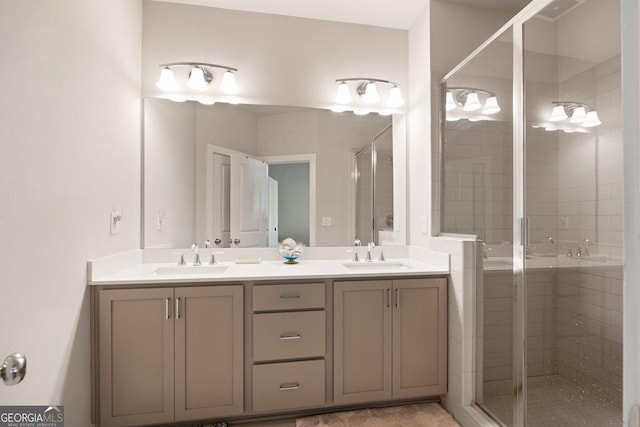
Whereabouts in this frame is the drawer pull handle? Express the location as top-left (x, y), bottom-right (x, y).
top-left (279, 295), bottom-right (300, 300)
top-left (280, 333), bottom-right (301, 340)
top-left (279, 383), bottom-right (300, 391)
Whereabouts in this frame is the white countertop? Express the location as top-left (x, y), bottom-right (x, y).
top-left (88, 247), bottom-right (450, 286)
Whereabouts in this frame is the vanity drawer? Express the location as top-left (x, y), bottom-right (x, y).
top-left (253, 311), bottom-right (326, 361)
top-left (253, 360), bottom-right (325, 412)
top-left (253, 283), bottom-right (325, 311)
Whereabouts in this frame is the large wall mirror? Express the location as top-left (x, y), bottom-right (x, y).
top-left (143, 98), bottom-right (407, 248)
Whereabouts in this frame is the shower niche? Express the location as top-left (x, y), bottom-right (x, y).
top-left (439, 0), bottom-right (622, 425)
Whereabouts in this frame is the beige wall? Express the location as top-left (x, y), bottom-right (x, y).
top-left (0, 1), bottom-right (142, 425)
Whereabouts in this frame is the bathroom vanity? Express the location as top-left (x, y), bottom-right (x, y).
top-left (88, 249), bottom-right (448, 427)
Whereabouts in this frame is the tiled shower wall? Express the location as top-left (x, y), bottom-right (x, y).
top-left (481, 55), bottom-right (623, 403)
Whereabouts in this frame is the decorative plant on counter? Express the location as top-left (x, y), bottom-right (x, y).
top-left (278, 238), bottom-right (305, 264)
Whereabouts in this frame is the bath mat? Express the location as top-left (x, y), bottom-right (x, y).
top-left (296, 402), bottom-right (460, 427)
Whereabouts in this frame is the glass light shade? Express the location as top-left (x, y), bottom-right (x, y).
top-left (361, 82), bottom-right (380, 104)
top-left (563, 129), bottom-right (576, 133)
top-left (331, 105), bottom-right (347, 113)
top-left (157, 67), bottom-right (177, 91)
top-left (582, 110), bottom-right (602, 127)
top-left (462, 92), bottom-right (482, 111)
top-left (197, 96), bottom-right (216, 105)
top-left (570, 106), bottom-right (587, 123)
top-left (445, 91), bottom-right (456, 111)
top-left (220, 71), bottom-right (239, 94)
top-left (353, 108), bottom-right (370, 116)
top-left (548, 105), bottom-right (568, 122)
top-left (187, 67), bottom-right (209, 91)
top-left (388, 86), bottom-right (405, 107)
top-left (446, 116), bottom-right (461, 122)
top-left (378, 110), bottom-right (392, 116)
top-left (335, 82), bottom-right (352, 104)
top-left (544, 125), bottom-right (558, 131)
top-left (169, 95), bottom-right (186, 103)
top-left (468, 117), bottom-right (482, 122)
top-left (482, 96), bottom-right (501, 114)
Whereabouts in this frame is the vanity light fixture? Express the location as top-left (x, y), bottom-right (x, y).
top-left (547, 101), bottom-right (601, 128)
top-left (156, 62), bottom-right (239, 95)
top-left (445, 87), bottom-right (501, 119)
top-left (334, 78), bottom-right (404, 108)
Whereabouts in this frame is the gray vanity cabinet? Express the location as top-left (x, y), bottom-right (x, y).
top-left (98, 285), bottom-right (243, 427)
top-left (333, 277), bottom-right (447, 405)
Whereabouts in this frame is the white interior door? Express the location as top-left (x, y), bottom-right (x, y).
top-left (268, 177), bottom-right (279, 247)
top-left (209, 153), bottom-right (231, 248)
top-left (230, 154), bottom-right (268, 247)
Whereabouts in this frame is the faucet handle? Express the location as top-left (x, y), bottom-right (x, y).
top-left (204, 239), bottom-right (212, 248)
top-left (210, 251), bottom-right (224, 265)
top-left (354, 239), bottom-right (362, 247)
top-left (347, 249), bottom-right (359, 262)
top-left (378, 250), bottom-right (385, 262)
top-left (175, 253), bottom-right (186, 266)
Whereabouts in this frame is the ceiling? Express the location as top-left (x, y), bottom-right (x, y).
top-left (152, 0), bottom-right (531, 30)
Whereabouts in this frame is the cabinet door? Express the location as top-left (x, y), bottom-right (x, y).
top-left (174, 286), bottom-right (244, 421)
top-left (392, 278), bottom-right (447, 399)
top-left (334, 280), bottom-right (392, 404)
top-left (99, 288), bottom-right (175, 427)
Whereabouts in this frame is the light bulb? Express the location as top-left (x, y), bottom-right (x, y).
top-left (361, 82), bottom-right (380, 104)
top-left (335, 82), bottom-right (352, 104)
top-left (583, 110), bottom-right (602, 127)
top-left (482, 96), bottom-right (501, 114)
top-left (353, 108), bottom-right (370, 116)
top-left (445, 91), bottom-right (456, 111)
top-left (548, 105), bottom-right (568, 122)
top-left (570, 106), bottom-right (587, 123)
top-left (388, 86), bottom-right (404, 107)
top-left (197, 96), bottom-right (216, 105)
top-left (187, 67), bottom-right (209, 91)
top-left (462, 92), bottom-right (482, 111)
top-left (157, 67), bottom-right (177, 91)
top-left (220, 70), bottom-right (239, 94)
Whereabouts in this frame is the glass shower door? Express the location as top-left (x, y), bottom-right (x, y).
top-left (523, 0), bottom-right (623, 425)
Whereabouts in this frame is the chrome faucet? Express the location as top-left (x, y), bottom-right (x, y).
top-left (545, 236), bottom-right (555, 244)
top-left (177, 253), bottom-right (186, 266)
top-left (191, 243), bottom-right (201, 266)
top-left (204, 239), bottom-right (212, 248)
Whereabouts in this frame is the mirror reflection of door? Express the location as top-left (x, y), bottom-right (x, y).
top-left (211, 153), bottom-right (231, 247)
top-left (267, 162), bottom-right (311, 246)
top-left (208, 146), bottom-right (268, 248)
top-left (230, 154), bottom-right (269, 247)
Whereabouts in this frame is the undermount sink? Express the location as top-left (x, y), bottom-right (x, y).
top-left (154, 265), bottom-right (229, 276)
top-left (342, 261), bottom-right (410, 271)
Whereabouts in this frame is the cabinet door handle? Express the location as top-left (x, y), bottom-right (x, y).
top-left (165, 298), bottom-right (171, 320)
top-left (387, 289), bottom-right (391, 308)
top-left (395, 289), bottom-right (400, 308)
top-left (279, 383), bottom-right (300, 391)
top-left (279, 295), bottom-right (300, 300)
top-left (280, 333), bottom-right (301, 340)
top-left (175, 297), bottom-right (181, 319)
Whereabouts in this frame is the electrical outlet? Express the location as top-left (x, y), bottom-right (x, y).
top-left (110, 206), bottom-right (123, 235)
top-left (321, 216), bottom-right (332, 226)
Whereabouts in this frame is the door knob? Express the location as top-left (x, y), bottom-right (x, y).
top-left (1, 353), bottom-right (26, 386)
top-left (233, 238), bottom-right (241, 245)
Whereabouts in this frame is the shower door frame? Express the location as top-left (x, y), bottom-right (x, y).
top-left (437, 0), bottom-right (606, 426)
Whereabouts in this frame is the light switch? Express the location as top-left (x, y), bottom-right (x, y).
top-left (156, 210), bottom-right (165, 231)
top-left (321, 216), bottom-right (332, 226)
top-left (110, 206), bottom-right (123, 235)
